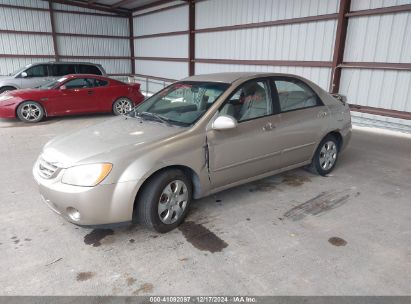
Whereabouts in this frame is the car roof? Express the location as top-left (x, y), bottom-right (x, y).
top-left (63, 74), bottom-right (108, 79)
top-left (31, 61), bottom-right (102, 66)
top-left (182, 72), bottom-right (304, 84)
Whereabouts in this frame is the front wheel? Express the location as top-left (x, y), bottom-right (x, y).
top-left (135, 169), bottom-right (192, 233)
top-left (308, 135), bottom-right (339, 176)
top-left (16, 101), bottom-right (45, 123)
top-left (113, 97), bottom-right (133, 115)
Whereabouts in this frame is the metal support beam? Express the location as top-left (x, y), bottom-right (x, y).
top-left (129, 15), bottom-right (135, 75)
top-left (48, 0), bottom-right (59, 61)
top-left (49, 0), bottom-right (130, 16)
top-left (188, 0), bottom-right (195, 76)
top-left (330, 0), bottom-right (351, 93)
top-left (132, 0), bottom-right (175, 12)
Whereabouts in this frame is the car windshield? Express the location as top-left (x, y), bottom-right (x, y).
top-left (37, 77), bottom-right (67, 89)
top-left (130, 82), bottom-right (229, 126)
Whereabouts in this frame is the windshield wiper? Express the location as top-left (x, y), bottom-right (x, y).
top-left (138, 111), bottom-right (172, 126)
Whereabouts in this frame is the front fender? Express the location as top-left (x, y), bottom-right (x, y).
top-left (114, 133), bottom-right (211, 198)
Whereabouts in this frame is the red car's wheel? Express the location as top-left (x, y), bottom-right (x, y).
top-left (113, 97), bottom-right (133, 115)
top-left (16, 101), bottom-right (45, 123)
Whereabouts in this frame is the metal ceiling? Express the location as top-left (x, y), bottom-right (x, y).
top-left (50, 0), bottom-right (187, 15)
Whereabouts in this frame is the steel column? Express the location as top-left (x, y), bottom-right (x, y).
top-left (188, 0), bottom-right (195, 76)
top-left (48, 0), bottom-right (59, 61)
top-left (129, 15), bottom-right (135, 75)
top-left (330, 0), bottom-right (351, 93)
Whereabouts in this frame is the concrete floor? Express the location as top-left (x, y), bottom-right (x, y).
top-left (0, 115), bottom-right (410, 296)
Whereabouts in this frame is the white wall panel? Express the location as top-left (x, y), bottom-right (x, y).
top-left (350, 0), bottom-right (411, 11)
top-left (0, 58), bottom-right (50, 75)
top-left (196, 20), bottom-right (337, 61)
top-left (0, 7), bottom-right (51, 32)
top-left (54, 12), bottom-right (129, 36)
top-left (65, 58), bottom-right (131, 75)
top-left (134, 5), bottom-right (188, 36)
top-left (351, 112), bottom-right (411, 133)
top-left (344, 12), bottom-right (411, 63)
top-left (340, 69), bottom-right (411, 112)
top-left (57, 36), bottom-right (130, 57)
top-left (135, 35), bottom-right (189, 58)
top-left (0, 33), bottom-right (54, 55)
top-left (195, 63), bottom-right (331, 90)
top-left (135, 60), bottom-right (188, 80)
top-left (196, 0), bottom-right (339, 29)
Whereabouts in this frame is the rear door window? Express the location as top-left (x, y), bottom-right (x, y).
top-left (272, 78), bottom-right (321, 112)
top-left (51, 64), bottom-right (76, 77)
top-left (78, 65), bottom-right (102, 75)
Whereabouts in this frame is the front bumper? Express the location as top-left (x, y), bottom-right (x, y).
top-left (33, 160), bottom-right (139, 226)
top-left (0, 103), bottom-right (17, 118)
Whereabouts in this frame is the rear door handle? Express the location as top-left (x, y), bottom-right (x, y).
top-left (263, 122), bottom-right (275, 131)
top-left (87, 90), bottom-right (94, 95)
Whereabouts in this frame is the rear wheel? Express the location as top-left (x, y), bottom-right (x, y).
top-left (16, 101), bottom-right (45, 123)
top-left (135, 169), bottom-right (192, 233)
top-left (0, 86), bottom-right (16, 94)
top-left (113, 97), bottom-right (133, 115)
top-left (308, 135), bottom-right (339, 176)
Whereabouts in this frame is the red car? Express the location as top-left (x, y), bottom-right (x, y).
top-left (0, 74), bottom-right (145, 123)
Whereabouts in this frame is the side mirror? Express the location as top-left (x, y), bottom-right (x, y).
top-left (60, 85), bottom-right (67, 90)
top-left (212, 115), bottom-right (237, 131)
top-left (331, 93), bottom-right (347, 104)
top-left (21, 72), bottom-right (28, 78)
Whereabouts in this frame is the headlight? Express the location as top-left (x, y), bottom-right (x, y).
top-left (61, 163), bottom-right (112, 187)
top-left (0, 95), bottom-right (14, 101)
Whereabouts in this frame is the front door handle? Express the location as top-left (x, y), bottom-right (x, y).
top-left (263, 122), bottom-right (275, 131)
top-left (87, 90), bottom-right (94, 95)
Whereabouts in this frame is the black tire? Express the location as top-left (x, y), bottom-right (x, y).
top-left (135, 169), bottom-right (192, 233)
top-left (308, 134), bottom-right (339, 176)
top-left (112, 97), bottom-right (133, 115)
top-left (0, 86), bottom-right (17, 94)
top-left (16, 101), bottom-right (45, 123)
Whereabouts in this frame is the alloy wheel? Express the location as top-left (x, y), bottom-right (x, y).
top-left (115, 98), bottom-right (132, 115)
top-left (319, 140), bottom-right (338, 170)
top-left (21, 103), bottom-right (41, 122)
top-left (158, 180), bottom-right (188, 224)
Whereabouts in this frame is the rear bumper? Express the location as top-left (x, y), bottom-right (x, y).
top-left (340, 123), bottom-right (352, 152)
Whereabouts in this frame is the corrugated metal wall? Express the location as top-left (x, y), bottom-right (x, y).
top-left (194, 0), bottom-right (339, 91)
top-left (53, 6), bottom-right (130, 75)
top-left (133, 3), bottom-right (189, 80)
top-left (132, 0), bottom-right (410, 132)
top-left (196, 0), bottom-right (339, 27)
top-left (0, 0), bottom-right (53, 75)
top-left (1, 0), bottom-right (410, 131)
top-left (340, 0), bottom-right (411, 131)
top-left (0, 0), bottom-right (131, 76)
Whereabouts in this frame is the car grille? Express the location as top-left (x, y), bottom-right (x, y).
top-left (38, 157), bottom-right (59, 179)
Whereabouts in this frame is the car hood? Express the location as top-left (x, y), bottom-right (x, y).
top-left (42, 116), bottom-right (186, 167)
top-left (8, 88), bottom-right (48, 97)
